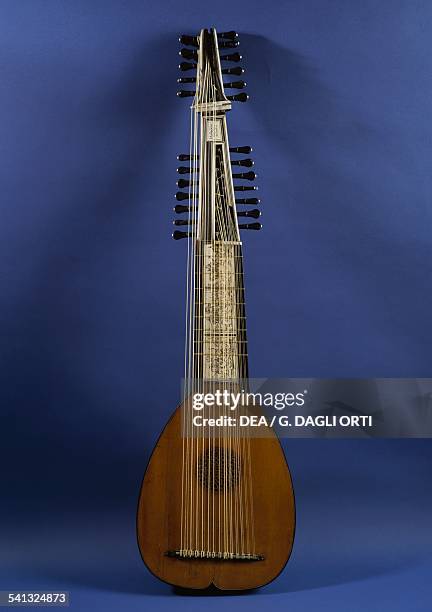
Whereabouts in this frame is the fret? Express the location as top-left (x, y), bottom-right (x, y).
top-left (192, 353), bottom-right (249, 357)
top-left (194, 247), bottom-right (243, 250)
top-left (193, 330), bottom-right (247, 334)
top-left (195, 288), bottom-right (245, 292)
top-left (194, 339), bottom-right (248, 344)
top-left (194, 316), bottom-right (246, 321)
top-left (195, 302), bottom-right (245, 308)
top-left (193, 256), bottom-right (245, 261)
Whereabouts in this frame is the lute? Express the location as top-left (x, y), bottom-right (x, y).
top-left (137, 28), bottom-right (295, 591)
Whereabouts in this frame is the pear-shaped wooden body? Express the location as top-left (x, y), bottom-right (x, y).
top-left (137, 404), bottom-right (295, 590)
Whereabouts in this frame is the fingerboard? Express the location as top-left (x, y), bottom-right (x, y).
top-left (193, 242), bottom-right (248, 381)
top-left (194, 242), bottom-right (247, 380)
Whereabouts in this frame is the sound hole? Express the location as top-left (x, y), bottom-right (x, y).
top-left (197, 448), bottom-right (241, 491)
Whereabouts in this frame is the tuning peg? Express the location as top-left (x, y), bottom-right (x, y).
top-left (177, 154), bottom-right (198, 161)
top-left (177, 178), bottom-right (195, 188)
top-left (174, 204), bottom-right (193, 213)
top-left (236, 197), bottom-right (260, 205)
top-left (234, 185), bottom-right (258, 191)
top-left (177, 76), bottom-right (196, 84)
top-left (230, 146), bottom-right (253, 154)
top-left (237, 209), bottom-right (261, 219)
top-left (179, 62), bottom-right (197, 71)
top-left (231, 158), bottom-right (254, 167)
top-left (227, 93), bottom-right (249, 102)
top-left (177, 166), bottom-right (198, 174)
top-left (220, 52), bottom-right (242, 62)
top-left (238, 222), bottom-right (262, 231)
top-left (179, 35), bottom-right (199, 47)
top-left (218, 31), bottom-right (239, 40)
top-left (175, 191), bottom-right (198, 201)
top-left (173, 219), bottom-right (195, 226)
top-left (219, 40), bottom-right (240, 49)
top-left (179, 48), bottom-right (198, 61)
top-left (233, 171), bottom-right (256, 181)
top-left (173, 230), bottom-right (191, 240)
top-left (222, 67), bottom-right (244, 76)
top-left (224, 80), bottom-right (246, 89)
top-left (177, 90), bottom-right (195, 98)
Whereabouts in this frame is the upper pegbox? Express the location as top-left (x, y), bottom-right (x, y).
top-left (177, 29), bottom-right (248, 105)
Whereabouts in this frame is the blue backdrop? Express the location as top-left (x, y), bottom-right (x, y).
top-left (0, 1), bottom-right (431, 610)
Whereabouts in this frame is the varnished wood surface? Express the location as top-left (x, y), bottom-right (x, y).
top-left (137, 403), bottom-right (295, 590)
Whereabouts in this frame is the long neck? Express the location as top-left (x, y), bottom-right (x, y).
top-left (190, 111), bottom-right (248, 383)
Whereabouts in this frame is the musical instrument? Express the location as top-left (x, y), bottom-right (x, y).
top-left (137, 28), bottom-right (295, 591)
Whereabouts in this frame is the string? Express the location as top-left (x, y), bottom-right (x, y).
top-left (179, 29), bottom-right (256, 560)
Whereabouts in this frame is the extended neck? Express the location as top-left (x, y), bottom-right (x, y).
top-left (189, 110), bottom-right (248, 383)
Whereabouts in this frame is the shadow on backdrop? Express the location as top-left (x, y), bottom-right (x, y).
top-left (0, 33), bottom-right (179, 516)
